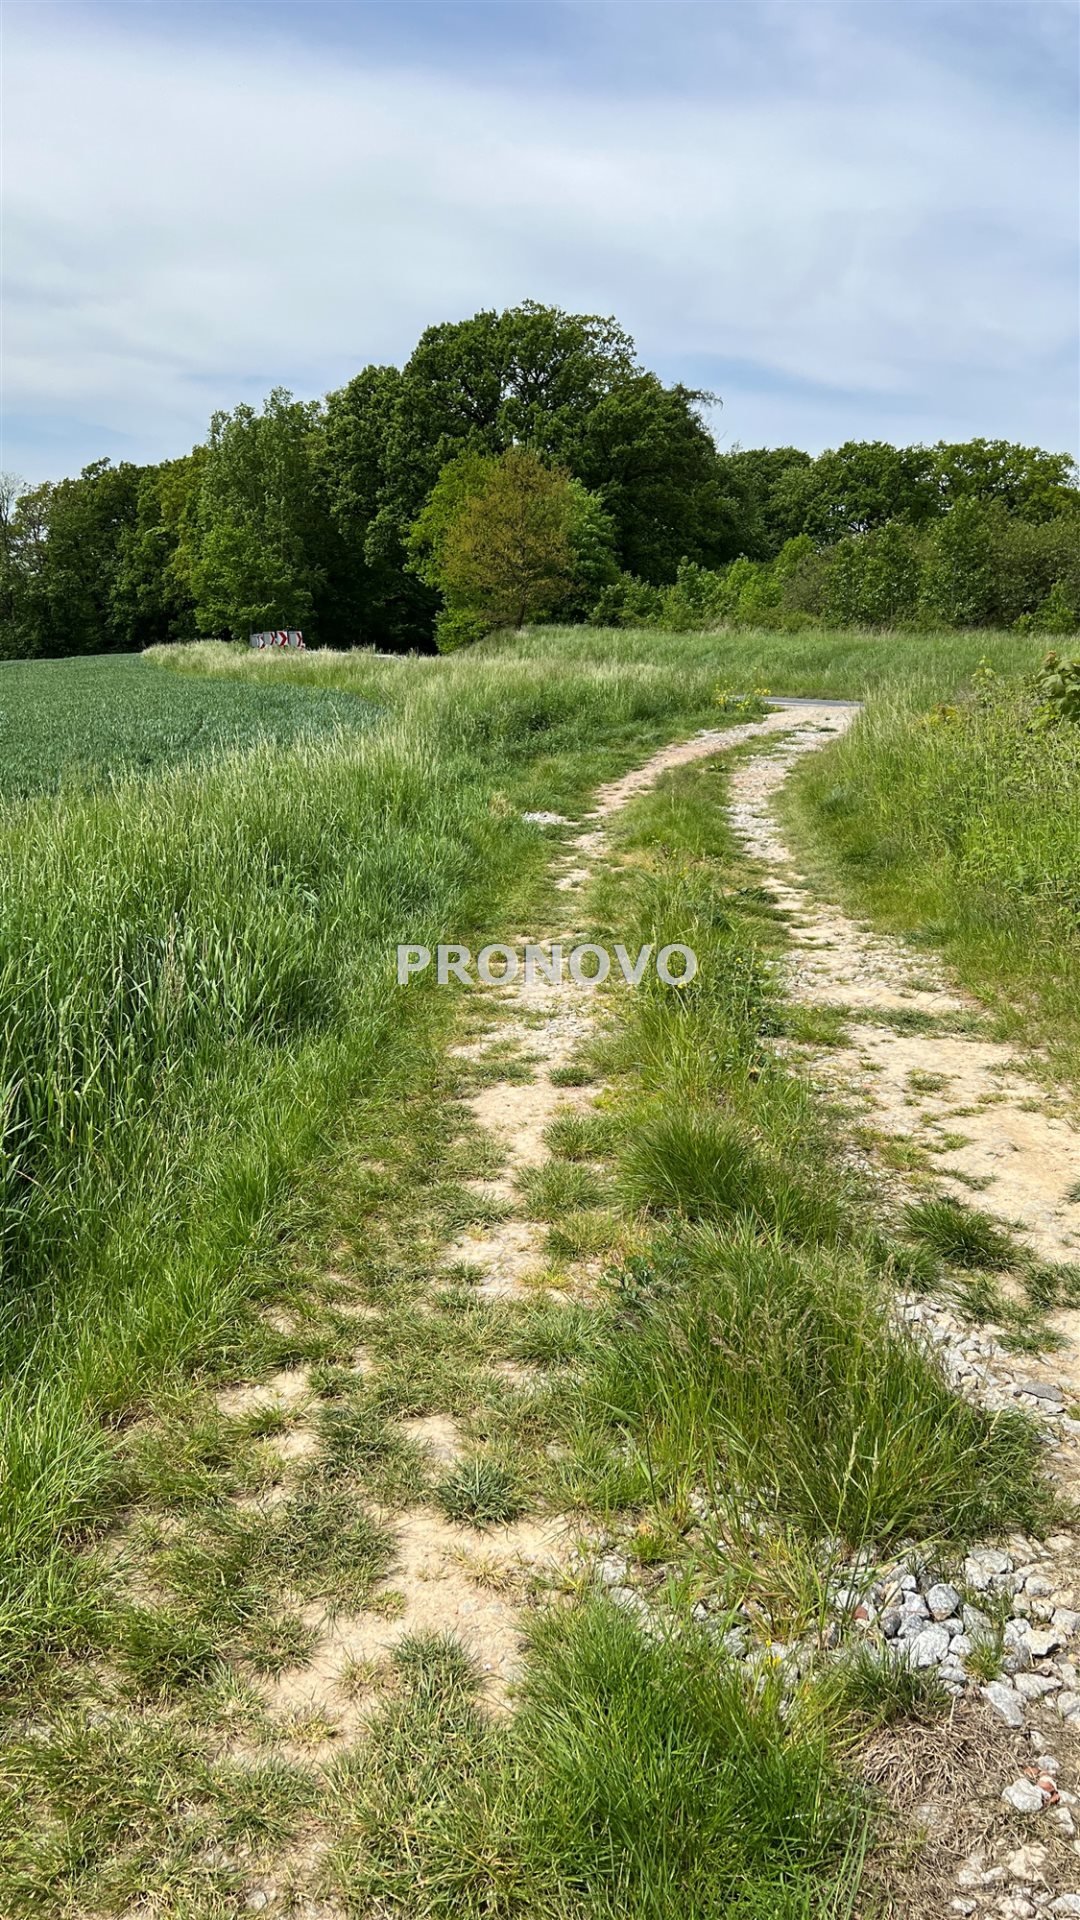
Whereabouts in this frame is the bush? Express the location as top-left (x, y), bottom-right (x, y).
top-left (1034, 650), bottom-right (1080, 721)
top-left (434, 606), bottom-right (492, 653)
top-left (580, 502), bottom-right (1078, 639)
top-left (587, 573), bottom-right (663, 627)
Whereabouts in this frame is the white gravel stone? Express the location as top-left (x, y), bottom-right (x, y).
top-left (1007, 1842), bottom-right (1049, 1880)
top-left (1004, 1621), bottom-right (1035, 1672)
top-left (926, 1581), bottom-right (962, 1620)
top-left (597, 1554), bottom-right (628, 1587)
top-left (1013, 1672), bottom-right (1062, 1700)
top-left (984, 1681), bottom-right (1026, 1727)
top-left (908, 1623), bottom-right (951, 1667)
top-left (1050, 1899), bottom-right (1080, 1917)
top-left (966, 1548), bottom-right (1013, 1590)
top-left (1002, 1778), bottom-right (1046, 1814)
top-left (1026, 1626), bottom-right (1066, 1658)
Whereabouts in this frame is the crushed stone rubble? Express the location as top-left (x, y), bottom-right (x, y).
top-left (590, 1529), bottom-right (1080, 1907)
top-left (593, 1533), bottom-right (1080, 1737)
top-left (895, 1292), bottom-right (1080, 1438)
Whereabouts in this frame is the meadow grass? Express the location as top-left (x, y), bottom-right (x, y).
top-left (0, 643), bottom-right (729, 1679)
top-left (487, 621), bottom-right (1048, 700)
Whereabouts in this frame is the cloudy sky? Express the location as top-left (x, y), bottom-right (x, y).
top-left (4, 0), bottom-right (1078, 482)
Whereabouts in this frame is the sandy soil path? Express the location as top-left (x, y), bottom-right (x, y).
top-left (729, 704), bottom-right (1080, 1430)
top-left (237, 703), bottom-right (1080, 1914)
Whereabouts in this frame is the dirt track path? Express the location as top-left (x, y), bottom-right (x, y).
top-left (328, 697), bottom-right (1080, 1710)
top-left (250, 707), bottom-right (829, 1745)
top-left (228, 703), bottom-right (1080, 1914)
top-left (729, 705), bottom-right (1080, 1444)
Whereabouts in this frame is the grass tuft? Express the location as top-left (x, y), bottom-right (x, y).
top-left (814, 1641), bottom-right (948, 1733)
top-left (328, 1599), bottom-right (865, 1918)
top-left (435, 1457), bottom-right (525, 1527)
top-left (904, 1195), bottom-right (1021, 1270)
top-left (619, 1109), bottom-right (844, 1244)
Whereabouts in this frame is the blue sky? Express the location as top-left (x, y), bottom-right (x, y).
top-left (4, 0), bottom-right (1078, 482)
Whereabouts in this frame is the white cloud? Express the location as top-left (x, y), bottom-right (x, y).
top-left (3, 4), bottom-right (1076, 477)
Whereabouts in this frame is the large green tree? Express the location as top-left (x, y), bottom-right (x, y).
top-left (320, 302), bottom-right (735, 646)
top-left (318, 364), bottom-right (436, 650)
top-left (0, 461), bottom-right (144, 657)
top-left (189, 389), bottom-right (333, 639)
top-left (110, 452), bottom-right (204, 650)
top-left (930, 439), bottom-right (1078, 522)
top-left (716, 447), bottom-right (814, 559)
top-left (408, 446), bottom-right (615, 647)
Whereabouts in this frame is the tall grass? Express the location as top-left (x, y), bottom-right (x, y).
top-left (787, 671), bottom-right (1080, 1082)
top-left (485, 623), bottom-right (1048, 700)
top-left (0, 646), bottom-right (727, 1676)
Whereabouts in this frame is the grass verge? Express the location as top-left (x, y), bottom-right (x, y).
top-left (784, 664), bottom-right (1080, 1087)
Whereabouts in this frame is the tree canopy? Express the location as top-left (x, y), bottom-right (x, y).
top-left (2, 300), bottom-right (1077, 658)
top-left (408, 446), bottom-right (616, 648)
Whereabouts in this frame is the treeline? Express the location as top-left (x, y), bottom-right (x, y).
top-left (2, 300), bottom-right (1077, 657)
top-left (595, 506), bottom-right (1080, 636)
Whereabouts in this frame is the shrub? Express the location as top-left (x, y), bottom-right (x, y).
top-left (434, 606), bottom-right (492, 652)
top-left (1034, 650), bottom-right (1080, 721)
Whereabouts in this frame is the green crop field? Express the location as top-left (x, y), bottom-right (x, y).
top-left (0, 653), bottom-right (376, 802)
